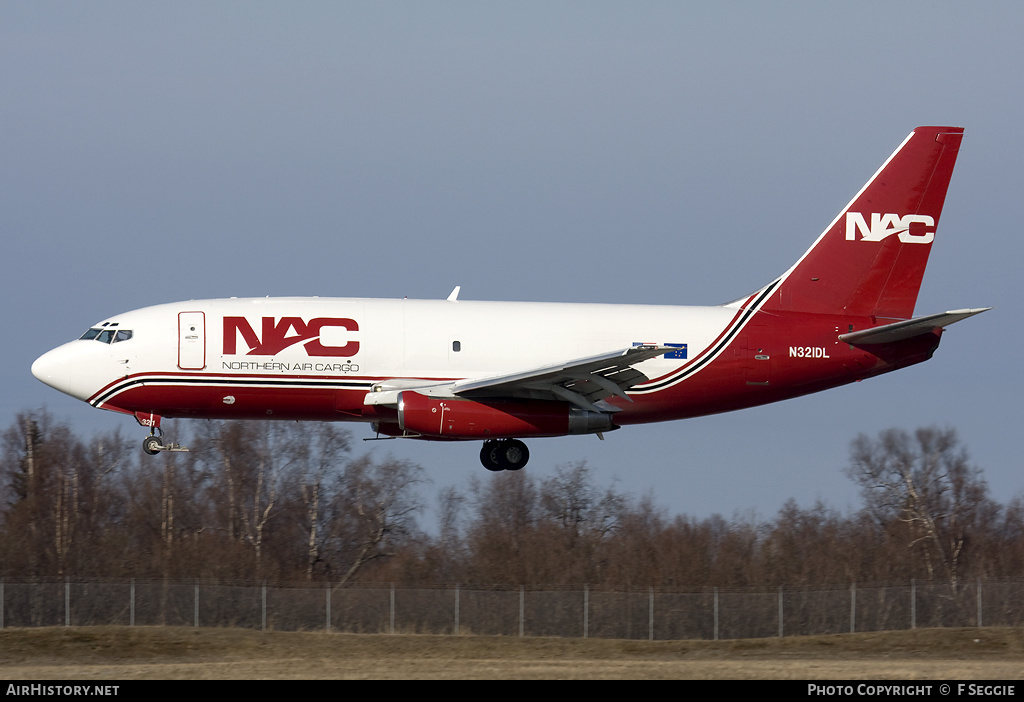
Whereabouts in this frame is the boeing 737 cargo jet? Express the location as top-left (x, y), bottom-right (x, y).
top-left (32, 127), bottom-right (989, 470)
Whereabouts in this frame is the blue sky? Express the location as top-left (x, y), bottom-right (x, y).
top-left (2, 2), bottom-right (1019, 523)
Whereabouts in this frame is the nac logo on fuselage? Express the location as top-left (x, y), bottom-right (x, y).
top-left (845, 213), bottom-right (935, 244)
top-left (223, 317), bottom-right (359, 357)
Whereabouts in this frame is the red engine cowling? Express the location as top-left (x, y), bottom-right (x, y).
top-left (397, 391), bottom-right (616, 439)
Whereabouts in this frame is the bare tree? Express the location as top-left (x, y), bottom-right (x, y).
top-left (845, 427), bottom-right (996, 589)
top-left (540, 461), bottom-right (626, 541)
top-left (1, 411), bottom-right (60, 576)
top-left (186, 421), bottom-right (285, 578)
top-left (537, 461), bottom-right (628, 582)
top-left (761, 499), bottom-right (852, 585)
top-left (324, 455), bottom-right (426, 586)
top-left (278, 423), bottom-right (350, 579)
top-left (437, 485), bottom-right (466, 551)
top-left (464, 471), bottom-right (541, 584)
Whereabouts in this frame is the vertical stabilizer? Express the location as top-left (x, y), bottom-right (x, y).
top-left (761, 127), bottom-right (963, 320)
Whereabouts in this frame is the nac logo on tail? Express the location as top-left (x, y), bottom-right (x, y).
top-left (845, 213), bottom-right (935, 244)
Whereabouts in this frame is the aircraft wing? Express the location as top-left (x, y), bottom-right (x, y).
top-left (839, 308), bottom-right (992, 345)
top-left (362, 345), bottom-right (675, 412)
top-left (452, 345), bottom-right (675, 411)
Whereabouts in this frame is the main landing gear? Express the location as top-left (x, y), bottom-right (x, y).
top-left (480, 439), bottom-right (530, 471)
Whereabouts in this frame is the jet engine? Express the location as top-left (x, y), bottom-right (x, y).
top-left (397, 391), bottom-right (616, 440)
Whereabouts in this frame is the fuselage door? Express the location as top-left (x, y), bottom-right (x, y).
top-left (739, 318), bottom-right (772, 386)
top-left (178, 311), bottom-right (206, 370)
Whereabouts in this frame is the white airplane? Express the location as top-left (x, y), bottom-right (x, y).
top-left (32, 127), bottom-right (989, 470)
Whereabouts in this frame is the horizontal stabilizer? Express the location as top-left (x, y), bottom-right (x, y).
top-left (839, 308), bottom-right (991, 345)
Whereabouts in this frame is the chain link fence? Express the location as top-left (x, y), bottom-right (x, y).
top-left (3, 578), bottom-right (1023, 639)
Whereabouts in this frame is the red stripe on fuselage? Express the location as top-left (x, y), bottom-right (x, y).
top-left (90, 371), bottom-right (392, 421)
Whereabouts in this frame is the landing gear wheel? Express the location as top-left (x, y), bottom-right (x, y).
top-left (501, 439), bottom-right (529, 471)
top-left (479, 439), bottom-right (530, 471)
top-left (143, 436), bottom-right (162, 455)
top-left (480, 441), bottom-right (504, 471)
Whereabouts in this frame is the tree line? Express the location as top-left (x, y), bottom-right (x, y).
top-left (2, 410), bottom-right (1022, 590)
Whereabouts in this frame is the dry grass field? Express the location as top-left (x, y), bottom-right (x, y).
top-left (2, 626), bottom-right (1023, 679)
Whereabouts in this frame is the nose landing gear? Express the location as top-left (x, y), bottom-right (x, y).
top-left (142, 428), bottom-right (190, 455)
top-left (480, 439), bottom-right (530, 471)
top-left (142, 438), bottom-right (191, 455)
top-left (135, 413), bottom-right (190, 455)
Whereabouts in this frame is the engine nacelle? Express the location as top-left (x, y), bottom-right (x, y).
top-left (397, 391), bottom-right (616, 439)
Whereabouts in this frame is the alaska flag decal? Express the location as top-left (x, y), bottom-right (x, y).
top-left (634, 341), bottom-right (687, 359)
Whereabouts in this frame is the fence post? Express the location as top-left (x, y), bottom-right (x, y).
top-left (454, 584), bottom-right (460, 635)
top-left (261, 581), bottom-right (267, 631)
top-left (583, 585), bottom-right (589, 639)
top-left (1, 578), bottom-right (3, 629)
top-left (519, 586), bottom-right (524, 637)
top-left (325, 583), bottom-right (331, 633)
top-left (194, 580), bottom-right (199, 628)
top-left (778, 585), bottom-right (783, 638)
top-left (65, 577), bottom-right (70, 627)
top-left (130, 579), bottom-right (135, 627)
top-left (977, 578), bottom-right (983, 627)
top-left (911, 579), bottom-right (916, 630)
top-left (713, 587), bottom-right (719, 641)
top-left (649, 587), bottom-right (654, 641)
top-left (850, 582), bottom-right (856, 634)
top-left (389, 583), bottom-right (395, 635)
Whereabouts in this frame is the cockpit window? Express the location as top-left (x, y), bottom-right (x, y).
top-left (80, 328), bottom-right (133, 344)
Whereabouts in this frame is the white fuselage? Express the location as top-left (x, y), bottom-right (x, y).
top-left (33, 296), bottom-right (743, 420)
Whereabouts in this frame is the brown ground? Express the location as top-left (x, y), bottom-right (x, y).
top-left (1, 626), bottom-right (1023, 679)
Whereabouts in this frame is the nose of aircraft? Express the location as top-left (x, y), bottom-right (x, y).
top-left (31, 346), bottom-right (73, 396)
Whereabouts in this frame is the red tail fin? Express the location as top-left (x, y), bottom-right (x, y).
top-left (762, 127), bottom-right (964, 320)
